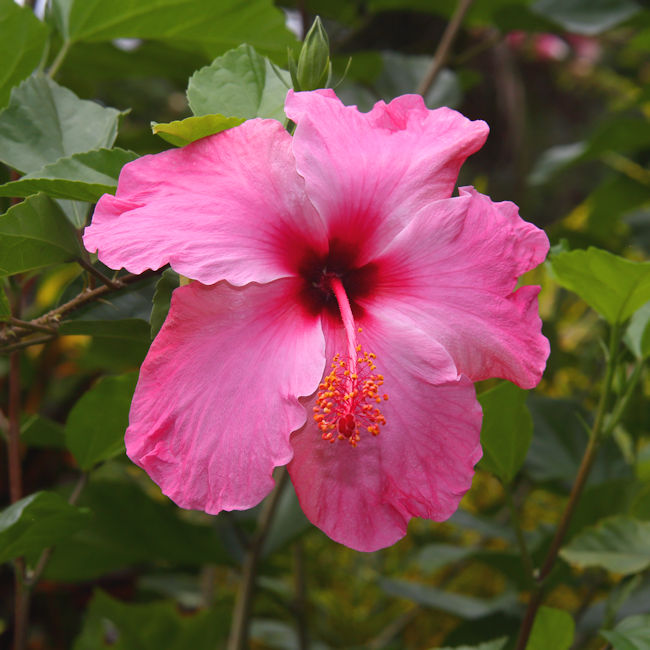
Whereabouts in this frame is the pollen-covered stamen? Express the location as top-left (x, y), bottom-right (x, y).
top-left (313, 275), bottom-right (388, 447)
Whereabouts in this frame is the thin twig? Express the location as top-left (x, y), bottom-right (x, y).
top-left (603, 361), bottom-right (644, 437)
top-left (199, 565), bottom-right (217, 608)
top-left (504, 488), bottom-right (535, 586)
top-left (293, 541), bottom-right (309, 650)
top-left (368, 606), bottom-right (421, 649)
top-left (0, 408), bottom-right (8, 436)
top-left (228, 468), bottom-right (289, 650)
top-left (7, 283), bottom-right (28, 650)
top-left (31, 271), bottom-right (152, 325)
top-left (1, 335), bottom-right (58, 354)
top-left (9, 318), bottom-right (56, 335)
top-left (514, 323), bottom-right (622, 650)
top-left (539, 436), bottom-right (599, 583)
top-left (76, 257), bottom-right (124, 291)
top-left (0, 271), bottom-right (156, 352)
top-left (7, 352), bottom-right (22, 504)
top-left (296, 0), bottom-right (310, 40)
top-left (416, 0), bottom-right (474, 97)
top-left (453, 29), bottom-right (501, 66)
top-left (47, 40), bottom-right (71, 79)
top-left (24, 473), bottom-right (88, 589)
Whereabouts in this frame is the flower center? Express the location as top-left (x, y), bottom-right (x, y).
top-left (312, 275), bottom-right (388, 447)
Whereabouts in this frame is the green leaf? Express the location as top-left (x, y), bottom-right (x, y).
top-left (601, 614), bottom-right (650, 650)
top-left (262, 482), bottom-right (311, 558)
top-left (0, 74), bottom-right (124, 174)
top-left (0, 193), bottom-right (81, 276)
top-left (21, 415), bottom-right (66, 448)
top-left (0, 284), bottom-right (9, 320)
top-left (0, 491), bottom-right (89, 564)
top-left (65, 373), bottom-right (137, 470)
top-left (531, 0), bottom-right (641, 35)
top-left (150, 268), bottom-right (180, 337)
top-left (631, 482), bottom-right (650, 520)
top-left (45, 479), bottom-right (231, 581)
top-left (568, 479), bottom-right (638, 540)
top-left (55, 0), bottom-right (296, 60)
top-left (379, 578), bottom-right (516, 619)
top-left (187, 44), bottom-right (290, 121)
top-left (72, 589), bottom-right (223, 650)
top-left (0, 148), bottom-right (139, 202)
top-left (550, 247), bottom-right (650, 324)
top-left (0, 0), bottom-right (49, 109)
top-left (57, 40), bottom-right (207, 85)
top-left (560, 516), bottom-right (650, 575)
top-left (435, 639), bottom-right (508, 650)
top-left (471, 549), bottom-right (538, 591)
top-left (586, 175), bottom-right (650, 244)
top-left (478, 381), bottom-right (533, 484)
top-left (59, 318), bottom-right (151, 339)
top-left (451, 508), bottom-right (517, 544)
top-left (585, 117), bottom-right (650, 161)
top-left (152, 114), bottom-right (245, 147)
top-left (59, 318), bottom-right (151, 372)
top-left (249, 620), bottom-right (306, 650)
top-left (417, 543), bottom-right (474, 573)
top-left (528, 142), bottom-right (587, 186)
top-left (526, 606), bottom-right (574, 650)
top-left (525, 396), bottom-right (631, 486)
top-left (70, 278), bottom-right (157, 322)
top-left (375, 52), bottom-right (461, 109)
top-left (625, 301), bottom-right (650, 360)
top-left (604, 576), bottom-right (644, 631)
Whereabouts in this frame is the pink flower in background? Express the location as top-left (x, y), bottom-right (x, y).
top-left (83, 90), bottom-right (549, 551)
top-left (533, 34), bottom-right (570, 61)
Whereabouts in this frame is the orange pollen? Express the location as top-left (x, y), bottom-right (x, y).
top-left (313, 348), bottom-right (387, 446)
top-left (312, 275), bottom-right (387, 447)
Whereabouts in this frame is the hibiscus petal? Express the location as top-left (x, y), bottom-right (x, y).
top-left (84, 119), bottom-right (327, 285)
top-left (288, 310), bottom-right (482, 552)
top-left (372, 187), bottom-right (549, 388)
top-left (284, 89), bottom-right (488, 261)
top-left (126, 278), bottom-right (325, 513)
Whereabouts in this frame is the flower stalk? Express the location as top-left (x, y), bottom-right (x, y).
top-left (417, 0), bottom-right (475, 97)
top-left (6, 280), bottom-right (27, 650)
top-left (514, 321), bottom-right (623, 650)
top-left (228, 468), bottom-right (289, 650)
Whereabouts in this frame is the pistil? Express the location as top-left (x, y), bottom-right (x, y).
top-left (313, 275), bottom-right (387, 446)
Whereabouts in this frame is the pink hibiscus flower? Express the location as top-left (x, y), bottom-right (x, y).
top-left (83, 90), bottom-right (549, 551)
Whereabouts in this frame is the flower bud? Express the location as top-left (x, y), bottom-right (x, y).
top-left (289, 16), bottom-right (332, 91)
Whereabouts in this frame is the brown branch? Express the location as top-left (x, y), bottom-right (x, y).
top-left (296, 0), bottom-right (310, 40)
top-left (8, 351), bottom-right (22, 503)
top-left (24, 473), bottom-right (88, 590)
top-left (293, 541), bottom-right (309, 650)
top-left (7, 283), bottom-right (27, 650)
top-left (9, 318), bottom-right (56, 335)
top-left (1, 335), bottom-right (57, 354)
top-left (76, 257), bottom-right (124, 291)
top-left (416, 0), bottom-right (474, 97)
top-left (228, 468), bottom-right (289, 650)
top-left (0, 271), bottom-right (157, 353)
top-left (514, 324), bottom-right (622, 650)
